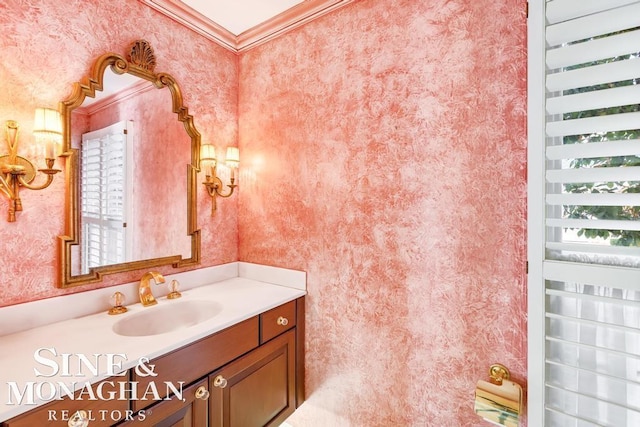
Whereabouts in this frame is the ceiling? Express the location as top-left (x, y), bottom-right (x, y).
top-left (140, 0), bottom-right (353, 52)
top-left (181, 0), bottom-right (304, 35)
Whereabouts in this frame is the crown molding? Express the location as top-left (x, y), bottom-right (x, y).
top-left (139, 0), bottom-right (354, 53)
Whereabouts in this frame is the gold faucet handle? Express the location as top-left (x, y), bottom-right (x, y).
top-left (108, 292), bottom-right (127, 315)
top-left (167, 279), bottom-right (182, 299)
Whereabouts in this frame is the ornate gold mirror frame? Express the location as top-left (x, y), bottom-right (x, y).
top-left (58, 40), bottom-right (200, 288)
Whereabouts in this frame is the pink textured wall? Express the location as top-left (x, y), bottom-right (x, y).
top-left (0, 0), bottom-right (238, 304)
top-left (238, 0), bottom-right (527, 425)
top-left (130, 87), bottom-right (192, 261)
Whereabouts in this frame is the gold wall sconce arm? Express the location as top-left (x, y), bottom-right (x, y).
top-left (201, 144), bottom-right (239, 215)
top-left (0, 109), bottom-right (62, 222)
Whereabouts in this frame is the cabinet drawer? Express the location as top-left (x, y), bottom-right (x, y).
top-left (260, 301), bottom-right (296, 343)
top-left (131, 317), bottom-right (259, 412)
top-left (3, 377), bottom-right (128, 427)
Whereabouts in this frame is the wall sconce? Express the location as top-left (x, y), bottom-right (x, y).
top-left (0, 108), bottom-right (62, 222)
top-left (201, 144), bottom-right (239, 215)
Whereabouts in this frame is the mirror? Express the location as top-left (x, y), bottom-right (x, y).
top-left (58, 40), bottom-right (201, 288)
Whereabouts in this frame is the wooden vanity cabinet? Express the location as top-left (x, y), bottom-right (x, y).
top-left (1, 297), bottom-right (305, 427)
top-left (137, 297), bottom-right (304, 427)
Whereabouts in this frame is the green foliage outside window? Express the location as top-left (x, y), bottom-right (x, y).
top-left (562, 49), bottom-right (640, 246)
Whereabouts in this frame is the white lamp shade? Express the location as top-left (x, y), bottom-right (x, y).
top-left (225, 147), bottom-right (239, 167)
top-left (33, 108), bottom-right (62, 137)
top-left (201, 144), bottom-right (217, 162)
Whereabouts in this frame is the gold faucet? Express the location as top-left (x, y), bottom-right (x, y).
top-left (139, 271), bottom-right (165, 307)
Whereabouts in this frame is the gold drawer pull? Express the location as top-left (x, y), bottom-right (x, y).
top-left (213, 375), bottom-right (228, 388)
top-left (68, 410), bottom-right (89, 427)
top-left (195, 385), bottom-right (210, 400)
top-left (277, 316), bottom-right (289, 326)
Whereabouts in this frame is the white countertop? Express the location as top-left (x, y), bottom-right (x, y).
top-left (0, 263), bottom-right (306, 422)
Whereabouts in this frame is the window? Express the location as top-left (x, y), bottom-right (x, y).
top-left (528, 1), bottom-right (640, 425)
top-left (80, 120), bottom-right (133, 274)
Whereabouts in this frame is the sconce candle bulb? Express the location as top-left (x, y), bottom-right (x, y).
top-left (201, 143), bottom-right (239, 215)
top-left (226, 146), bottom-right (239, 182)
top-left (0, 108), bottom-right (62, 222)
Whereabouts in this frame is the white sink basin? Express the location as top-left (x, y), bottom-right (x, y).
top-left (112, 300), bottom-right (222, 337)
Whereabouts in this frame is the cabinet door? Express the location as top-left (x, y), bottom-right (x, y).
top-left (118, 378), bottom-right (209, 427)
top-left (209, 329), bottom-right (296, 427)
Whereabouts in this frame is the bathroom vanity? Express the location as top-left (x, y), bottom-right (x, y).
top-left (0, 264), bottom-right (306, 427)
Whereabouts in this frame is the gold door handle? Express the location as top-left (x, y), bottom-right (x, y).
top-left (213, 375), bottom-right (228, 388)
top-left (68, 410), bottom-right (89, 427)
top-left (277, 316), bottom-right (289, 326)
top-left (195, 385), bottom-right (210, 400)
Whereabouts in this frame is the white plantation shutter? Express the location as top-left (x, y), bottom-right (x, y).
top-left (529, 1), bottom-right (640, 426)
top-left (545, 0), bottom-right (640, 262)
top-left (80, 121), bottom-right (133, 273)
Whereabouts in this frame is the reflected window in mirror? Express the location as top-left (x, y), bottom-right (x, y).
top-left (79, 121), bottom-right (131, 274)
